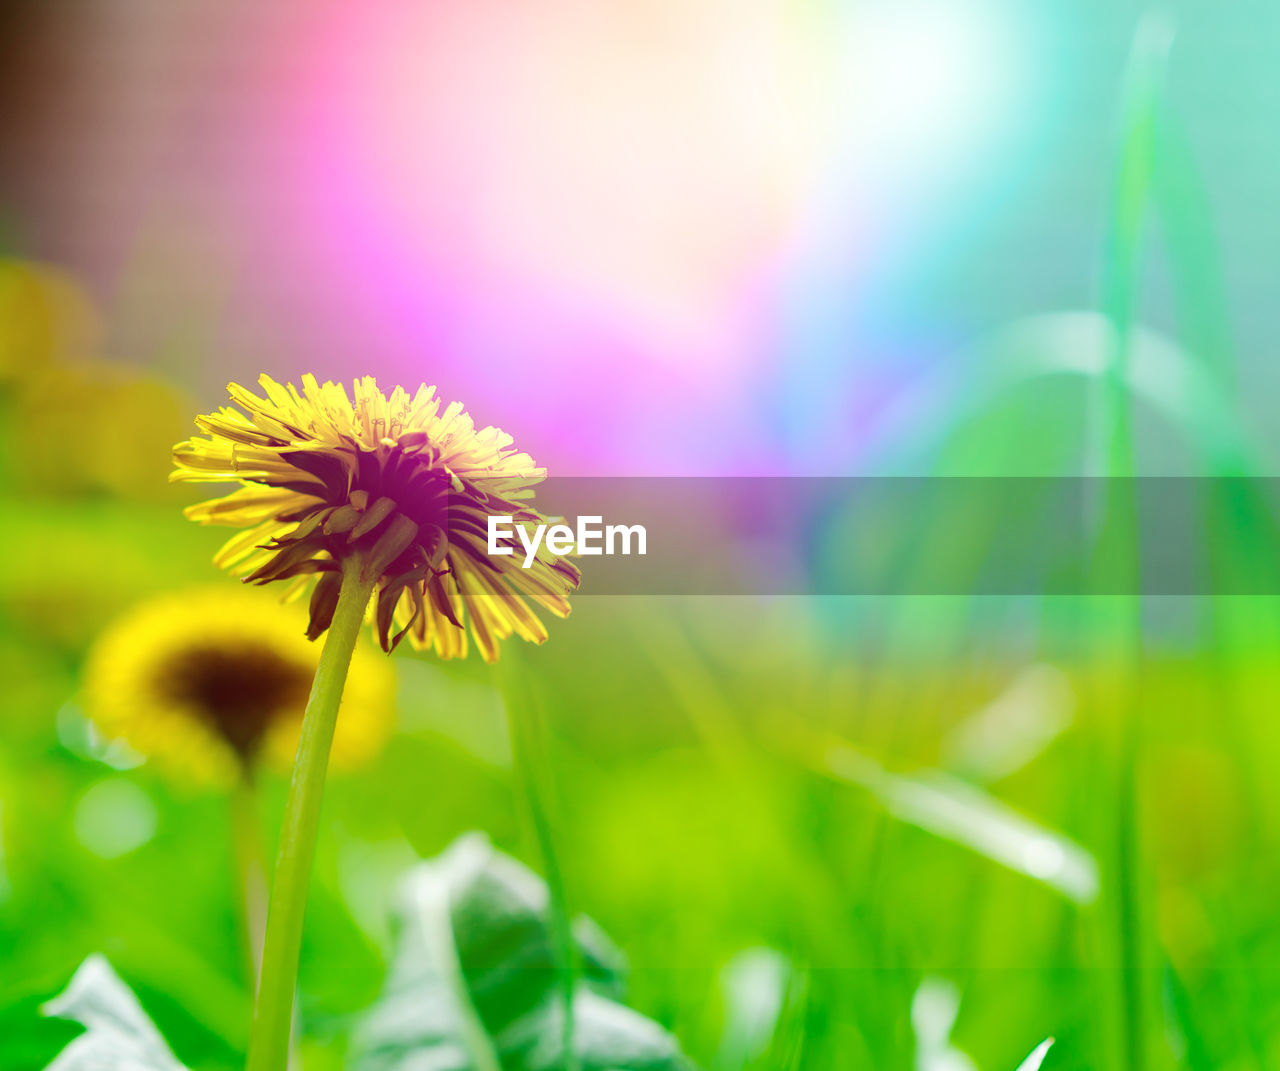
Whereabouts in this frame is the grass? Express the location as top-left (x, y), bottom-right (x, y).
top-left (6, 534), bottom-right (1280, 1070)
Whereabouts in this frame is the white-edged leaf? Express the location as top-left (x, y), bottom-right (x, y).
top-left (41, 955), bottom-right (187, 1071)
top-left (911, 977), bottom-right (976, 1071)
top-left (825, 747), bottom-right (1098, 903)
top-left (714, 948), bottom-right (792, 1068)
top-left (943, 665), bottom-right (1073, 782)
top-left (1014, 1037), bottom-right (1054, 1071)
top-left (863, 311), bottom-right (1257, 476)
top-left (349, 832), bottom-right (694, 1071)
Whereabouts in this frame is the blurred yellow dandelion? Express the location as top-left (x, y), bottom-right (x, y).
top-left (84, 588), bottom-right (394, 789)
top-left (172, 375), bottom-right (579, 660)
top-left (14, 361), bottom-right (190, 501)
top-left (0, 258), bottom-right (99, 385)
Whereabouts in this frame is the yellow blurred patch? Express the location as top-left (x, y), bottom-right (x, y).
top-left (11, 360), bottom-right (192, 501)
top-left (0, 259), bottom-right (100, 384)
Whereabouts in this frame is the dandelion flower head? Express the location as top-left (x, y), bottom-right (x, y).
top-left (172, 375), bottom-right (580, 661)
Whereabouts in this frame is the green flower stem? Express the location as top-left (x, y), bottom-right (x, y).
top-left (246, 554), bottom-right (375, 1071)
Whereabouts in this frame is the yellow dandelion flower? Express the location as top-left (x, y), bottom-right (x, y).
top-left (84, 588), bottom-right (394, 789)
top-left (171, 374), bottom-right (580, 660)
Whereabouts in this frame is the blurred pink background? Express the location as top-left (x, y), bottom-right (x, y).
top-left (0, 1), bottom-right (1044, 475)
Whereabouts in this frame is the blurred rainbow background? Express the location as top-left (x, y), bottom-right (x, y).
top-left (8, 0), bottom-right (1256, 476)
top-left (5, 3), bottom-right (1280, 1070)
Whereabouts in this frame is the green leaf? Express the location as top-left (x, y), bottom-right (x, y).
top-left (42, 955), bottom-right (188, 1071)
top-left (350, 833), bottom-right (695, 1071)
